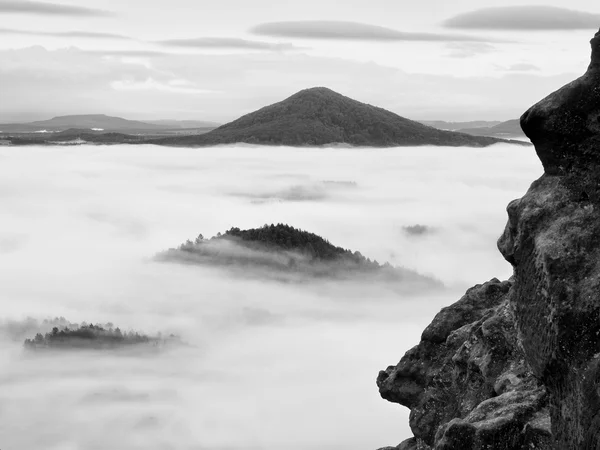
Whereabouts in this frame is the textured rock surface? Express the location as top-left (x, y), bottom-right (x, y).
top-left (521, 30), bottom-right (600, 174)
top-left (498, 174), bottom-right (600, 449)
top-left (377, 28), bottom-right (600, 450)
top-left (377, 279), bottom-right (551, 449)
top-left (500, 29), bottom-right (600, 450)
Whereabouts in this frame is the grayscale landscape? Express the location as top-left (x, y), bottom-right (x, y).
top-left (0, 144), bottom-right (541, 449)
top-left (3, 0), bottom-right (600, 449)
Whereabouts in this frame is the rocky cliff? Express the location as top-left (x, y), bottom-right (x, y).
top-left (376, 29), bottom-right (600, 450)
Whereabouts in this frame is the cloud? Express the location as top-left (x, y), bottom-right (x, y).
top-left (443, 6), bottom-right (600, 30)
top-left (0, 141), bottom-right (543, 450)
top-left (506, 63), bottom-right (540, 72)
top-left (0, 46), bottom-right (577, 124)
top-left (156, 37), bottom-right (300, 51)
top-left (402, 225), bottom-right (433, 236)
top-left (445, 42), bottom-right (496, 58)
top-left (0, 0), bottom-right (113, 17)
top-left (0, 27), bottom-right (130, 40)
top-left (251, 20), bottom-right (498, 42)
top-left (0, 233), bottom-right (27, 254)
top-left (0, 29), bottom-right (299, 52)
top-left (110, 78), bottom-right (217, 95)
top-left (83, 50), bottom-right (170, 58)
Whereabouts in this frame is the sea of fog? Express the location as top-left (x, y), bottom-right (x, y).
top-left (0, 144), bottom-right (542, 450)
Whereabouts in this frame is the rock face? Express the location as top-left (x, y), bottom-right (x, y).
top-left (521, 30), bottom-right (600, 175)
top-left (377, 279), bottom-right (551, 449)
top-left (377, 29), bottom-right (600, 449)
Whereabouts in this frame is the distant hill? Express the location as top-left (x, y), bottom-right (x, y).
top-left (457, 119), bottom-right (525, 139)
top-left (30, 114), bottom-right (165, 130)
top-left (1, 98), bottom-right (528, 147)
top-left (155, 87), bottom-right (528, 147)
top-left (419, 120), bottom-right (502, 131)
top-left (145, 119), bottom-right (221, 128)
top-left (0, 114), bottom-right (165, 132)
top-left (8, 128), bottom-right (144, 145)
top-left (0, 114), bottom-right (219, 135)
top-left (23, 321), bottom-right (182, 351)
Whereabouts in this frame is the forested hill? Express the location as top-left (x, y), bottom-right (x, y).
top-left (217, 224), bottom-right (370, 262)
top-left (176, 224), bottom-right (381, 267)
top-left (23, 322), bottom-right (182, 351)
top-left (154, 87), bottom-right (528, 148)
top-left (157, 224), bottom-right (443, 289)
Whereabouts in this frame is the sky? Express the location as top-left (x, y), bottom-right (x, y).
top-left (1, 0), bottom-right (600, 122)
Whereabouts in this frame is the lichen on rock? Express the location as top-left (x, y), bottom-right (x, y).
top-left (376, 27), bottom-right (600, 450)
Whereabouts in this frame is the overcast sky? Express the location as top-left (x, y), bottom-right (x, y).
top-left (1, 0), bottom-right (599, 122)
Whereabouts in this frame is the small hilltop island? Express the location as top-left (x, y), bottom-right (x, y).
top-left (23, 321), bottom-right (181, 352)
top-left (4, 88), bottom-right (528, 148)
top-left (157, 223), bottom-right (442, 289)
top-left (376, 28), bottom-right (600, 450)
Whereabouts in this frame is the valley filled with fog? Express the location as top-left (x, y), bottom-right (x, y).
top-left (0, 144), bottom-right (542, 450)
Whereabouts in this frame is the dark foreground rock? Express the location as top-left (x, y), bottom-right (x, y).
top-left (377, 279), bottom-right (551, 449)
top-left (521, 30), bottom-right (600, 174)
top-left (377, 29), bottom-right (600, 449)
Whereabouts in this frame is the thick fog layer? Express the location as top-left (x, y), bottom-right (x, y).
top-left (0, 144), bottom-right (542, 449)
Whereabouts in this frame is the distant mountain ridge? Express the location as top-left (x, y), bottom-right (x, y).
top-left (2, 90), bottom-right (529, 147)
top-left (155, 87), bottom-right (528, 147)
top-left (423, 118), bottom-right (526, 139)
top-left (30, 114), bottom-right (163, 130)
top-left (458, 119), bottom-right (525, 138)
top-left (0, 114), bottom-right (220, 134)
top-left (145, 119), bottom-right (221, 129)
top-left (419, 120), bottom-right (502, 131)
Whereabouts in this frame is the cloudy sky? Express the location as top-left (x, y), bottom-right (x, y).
top-left (1, 0), bottom-right (599, 122)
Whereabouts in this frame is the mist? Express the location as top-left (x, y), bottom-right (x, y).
top-left (0, 144), bottom-right (542, 449)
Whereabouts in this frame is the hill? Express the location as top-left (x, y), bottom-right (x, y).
top-left (0, 115), bottom-right (219, 135)
top-left (458, 119), bottom-right (526, 138)
top-left (8, 129), bottom-right (144, 145)
top-left (419, 120), bottom-right (502, 130)
top-left (23, 321), bottom-right (182, 351)
top-left (155, 87), bottom-right (529, 147)
top-left (145, 119), bottom-right (221, 128)
top-left (29, 114), bottom-right (166, 130)
top-left (157, 223), bottom-right (442, 288)
top-left (0, 114), bottom-right (166, 132)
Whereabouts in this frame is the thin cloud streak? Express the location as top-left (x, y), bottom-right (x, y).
top-left (0, 46), bottom-right (577, 124)
top-left (157, 37), bottom-right (301, 51)
top-left (445, 42), bottom-right (496, 58)
top-left (0, 27), bottom-right (131, 40)
top-left (83, 50), bottom-right (171, 58)
top-left (251, 20), bottom-right (501, 42)
top-left (507, 63), bottom-right (540, 72)
top-left (110, 78), bottom-right (218, 95)
top-left (0, 0), bottom-right (114, 17)
top-left (443, 6), bottom-right (600, 30)
top-left (0, 29), bottom-right (298, 51)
